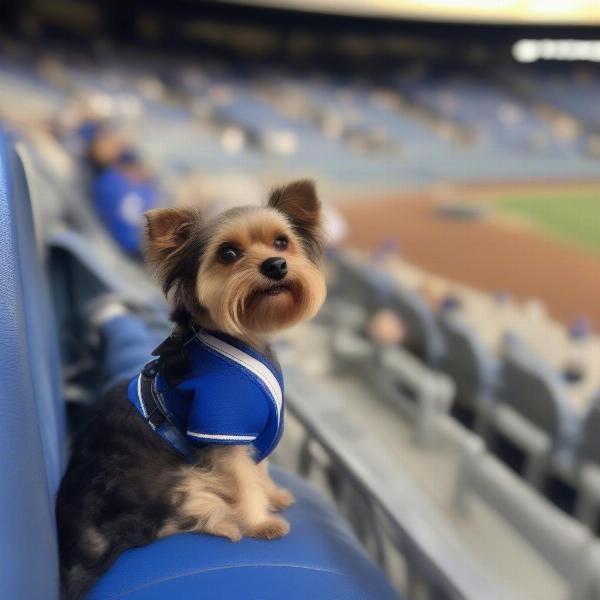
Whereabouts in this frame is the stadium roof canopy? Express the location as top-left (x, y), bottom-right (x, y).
top-left (221, 0), bottom-right (600, 25)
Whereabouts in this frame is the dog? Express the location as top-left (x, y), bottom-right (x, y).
top-left (56, 180), bottom-right (327, 600)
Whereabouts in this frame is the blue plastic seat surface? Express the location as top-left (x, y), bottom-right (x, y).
top-left (0, 129), bottom-right (61, 599)
top-left (89, 468), bottom-right (399, 600)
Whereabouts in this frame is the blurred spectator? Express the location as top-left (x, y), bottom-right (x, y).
top-left (440, 292), bottom-right (463, 314)
top-left (80, 119), bottom-right (159, 257)
top-left (564, 316), bottom-right (594, 384)
top-left (92, 164), bottom-right (158, 256)
top-left (569, 316), bottom-right (593, 341)
top-left (418, 280), bottom-right (446, 311)
top-left (366, 308), bottom-right (406, 346)
top-left (493, 290), bottom-right (512, 304)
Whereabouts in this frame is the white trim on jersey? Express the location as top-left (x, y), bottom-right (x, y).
top-left (195, 331), bottom-right (283, 420)
top-left (186, 431), bottom-right (257, 441)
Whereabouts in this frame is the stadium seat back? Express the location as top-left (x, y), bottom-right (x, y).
top-left (499, 341), bottom-right (561, 440)
top-left (332, 251), bottom-right (387, 313)
top-left (388, 284), bottom-right (445, 365)
top-left (439, 314), bottom-right (496, 411)
top-left (579, 401), bottom-right (600, 466)
top-left (333, 253), bottom-right (444, 364)
top-left (0, 130), bottom-right (63, 599)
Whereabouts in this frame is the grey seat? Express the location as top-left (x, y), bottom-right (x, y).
top-left (499, 337), bottom-right (567, 444)
top-left (332, 252), bottom-right (445, 365)
top-left (579, 399), bottom-right (600, 468)
top-left (438, 313), bottom-right (499, 430)
top-left (490, 336), bottom-right (574, 486)
top-left (331, 251), bottom-right (391, 313)
top-left (387, 282), bottom-right (446, 366)
top-left (575, 400), bottom-right (600, 530)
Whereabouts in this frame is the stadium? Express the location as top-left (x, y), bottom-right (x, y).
top-left (1, 1), bottom-right (599, 599)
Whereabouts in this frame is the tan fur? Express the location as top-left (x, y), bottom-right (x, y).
top-left (144, 206), bottom-right (203, 309)
top-left (162, 448), bottom-right (292, 540)
top-left (82, 526), bottom-right (109, 558)
top-left (268, 180), bottom-right (322, 245)
top-left (259, 459), bottom-right (295, 511)
top-left (211, 446), bottom-right (290, 538)
top-left (195, 208), bottom-right (326, 345)
top-left (144, 206), bottom-right (199, 262)
top-left (159, 467), bottom-right (242, 541)
top-left (144, 180), bottom-right (326, 543)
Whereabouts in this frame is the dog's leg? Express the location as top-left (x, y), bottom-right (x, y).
top-left (161, 466), bottom-right (242, 541)
top-left (258, 459), bottom-right (295, 512)
top-left (215, 446), bottom-right (290, 539)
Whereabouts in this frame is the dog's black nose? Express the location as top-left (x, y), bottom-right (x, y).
top-left (261, 257), bottom-right (288, 281)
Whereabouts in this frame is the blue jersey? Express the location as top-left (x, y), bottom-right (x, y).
top-left (127, 330), bottom-right (284, 463)
top-left (92, 167), bottom-right (158, 256)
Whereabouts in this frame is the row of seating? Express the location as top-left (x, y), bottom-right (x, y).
top-left (280, 283), bottom-right (600, 599)
top-left (396, 68), bottom-right (577, 155)
top-left (3, 39), bottom-right (600, 195)
top-left (327, 249), bottom-right (600, 531)
top-left (293, 253), bottom-right (600, 599)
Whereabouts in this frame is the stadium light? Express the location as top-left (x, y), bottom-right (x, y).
top-left (513, 39), bottom-right (600, 62)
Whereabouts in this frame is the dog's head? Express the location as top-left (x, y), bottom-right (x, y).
top-left (145, 180), bottom-right (326, 340)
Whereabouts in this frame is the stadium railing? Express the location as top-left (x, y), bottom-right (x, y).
top-left (281, 367), bottom-right (520, 600)
top-left (453, 438), bottom-right (600, 600)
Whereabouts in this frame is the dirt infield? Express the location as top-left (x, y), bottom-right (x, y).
top-left (336, 193), bottom-right (600, 328)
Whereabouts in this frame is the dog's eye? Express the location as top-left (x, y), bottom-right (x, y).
top-left (274, 235), bottom-right (288, 250)
top-left (217, 245), bottom-right (241, 264)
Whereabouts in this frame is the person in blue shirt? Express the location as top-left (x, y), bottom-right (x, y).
top-left (78, 118), bottom-right (160, 256)
top-left (92, 157), bottom-right (158, 256)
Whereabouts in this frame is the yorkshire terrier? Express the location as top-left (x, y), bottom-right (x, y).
top-left (56, 180), bottom-right (327, 600)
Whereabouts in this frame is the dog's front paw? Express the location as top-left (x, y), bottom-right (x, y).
top-left (269, 487), bottom-right (295, 512)
top-left (211, 521), bottom-right (243, 542)
top-left (249, 516), bottom-right (290, 540)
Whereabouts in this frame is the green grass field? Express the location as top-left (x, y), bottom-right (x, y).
top-left (497, 190), bottom-right (600, 254)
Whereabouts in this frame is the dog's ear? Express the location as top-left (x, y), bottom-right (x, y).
top-left (144, 207), bottom-right (201, 294)
top-left (145, 207), bottom-right (197, 263)
top-left (268, 180), bottom-right (324, 259)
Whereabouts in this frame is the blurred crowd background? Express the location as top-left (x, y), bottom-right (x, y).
top-left (2, 2), bottom-right (600, 598)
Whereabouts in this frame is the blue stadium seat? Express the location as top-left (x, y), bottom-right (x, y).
top-left (0, 127), bottom-right (398, 600)
top-left (89, 467), bottom-right (396, 600)
top-left (0, 130), bottom-right (62, 598)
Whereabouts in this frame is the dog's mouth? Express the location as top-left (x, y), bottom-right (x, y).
top-left (247, 282), bottom-right (293, 308)
top-left (258, 283), bottom-right (291, 297)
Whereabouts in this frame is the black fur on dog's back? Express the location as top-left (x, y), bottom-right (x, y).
top-left (56, 383), bottom-right (191, 600)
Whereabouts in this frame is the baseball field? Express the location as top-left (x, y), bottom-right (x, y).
top-left (336, 182), bottom-right (600, 327)
top-left (498, 190), bottom-right (600, 254)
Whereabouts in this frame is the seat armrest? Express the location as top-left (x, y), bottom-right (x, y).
top-left (380, 346), bottom-right (455, 447)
